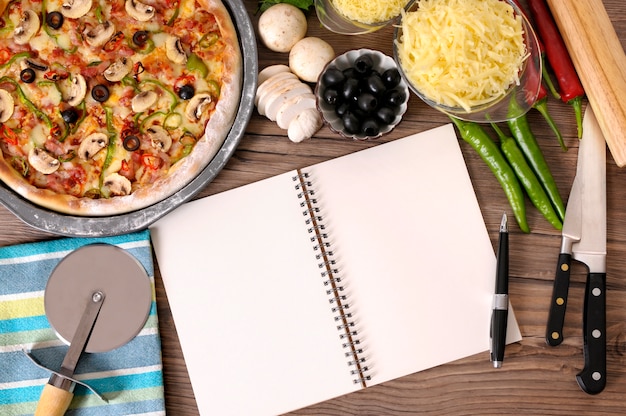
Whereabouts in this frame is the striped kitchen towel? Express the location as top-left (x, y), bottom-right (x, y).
top-left (0, 229), bottom-right (165, 416)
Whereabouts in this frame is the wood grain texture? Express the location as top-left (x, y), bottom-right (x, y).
top-left (545, 0), bottom-right (626, 167)
top-left (1, 0), bottom-right (626, 414)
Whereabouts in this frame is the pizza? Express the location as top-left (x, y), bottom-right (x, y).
top-left (0, 0), bottom-right (241, 216)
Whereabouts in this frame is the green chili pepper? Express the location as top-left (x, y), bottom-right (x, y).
top-left (186, 53), bottom-right (209, 78)
top-left (199, 32), bottom-right (219, 48)
top-left (450, 116), bottom-right (530, 233)
top-left (139, 79), bottom-right (179, 112)
top-left (507, 111), bottom-right (566, 221)
top-left (166, 3), bottom-right (181, 26)
top-left (10, 156), bottom-right (29, 177)
top-left (0, 76), bottom-right (53, 128)
top-left (0, 51), bottom-right (32, 69)
top-left (491, 122), bottom-right (563, 231)
top-left (163, 112), bottom-right (182, 130)
top-left (41, 0), bottom-right (78, 53)
top-left (139, 110), bottom-right (167, 132)
top-left (533, 97), bottom-right (566, 151)
top-left (100, 107), bottom-right (118, 188)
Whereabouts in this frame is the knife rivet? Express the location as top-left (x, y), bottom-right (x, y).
top-left (592, 372), bottom-right (602, 381)
top-left (551, 332), bottom-right (560, 340)
top-left (592, 329), bottom-right (602, 338)
top-left (592, 288), bottom-right (602, 297)
top-left (560, 264), bottom-right (569, 272)
top-left (556, 297), bottom-right (565, 306)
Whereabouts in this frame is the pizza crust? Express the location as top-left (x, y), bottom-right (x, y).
top-left (0, 0), bottom-right (243, 217)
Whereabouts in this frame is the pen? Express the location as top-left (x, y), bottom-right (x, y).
top-left (490, 212), bottom-right (509, 368)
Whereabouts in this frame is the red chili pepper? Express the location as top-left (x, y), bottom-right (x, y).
top-left (528, 0), bottom-right (585, 138)
top-left (104, 31), bottom-right (125, 52)
top-left (0, 124), bottom-right (18, 145)
top-left (510, 0), bottom-right (564, 148)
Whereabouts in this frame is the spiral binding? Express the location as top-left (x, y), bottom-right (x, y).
top-left (293, 169), bottom-right (371, 387)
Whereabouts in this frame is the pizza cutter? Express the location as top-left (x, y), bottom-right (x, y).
top-left (31, 244), bottom-right (152, 416)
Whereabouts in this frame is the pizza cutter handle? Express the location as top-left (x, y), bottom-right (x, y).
top-left (34, 383), bottom-right (74, 416)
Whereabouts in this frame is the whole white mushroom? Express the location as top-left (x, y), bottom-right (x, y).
top-left (289, 37), bottom-right (335, 83)
top-left (258, 4), bottom-right (307, 53)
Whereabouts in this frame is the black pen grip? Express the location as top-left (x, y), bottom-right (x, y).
top-left (546, 253), bottom-right (572, 346)
top-left (576, 272), bottom-right (607, 395)
top-left (490, 308), bottom-right (508, 365)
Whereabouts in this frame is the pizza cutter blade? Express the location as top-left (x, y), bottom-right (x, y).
top-left (34, 244), bottom-right (152, 416)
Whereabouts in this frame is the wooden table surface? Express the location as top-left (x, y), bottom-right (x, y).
top-left (2, 0), bottom-right (626, 414)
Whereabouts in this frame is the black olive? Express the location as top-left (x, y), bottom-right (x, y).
top-left (178, 84), bottom-right (195, 100)
top-left (123, 135), bottom-right (141, 151)
top-left (341, 78), bottom-right (360, 101)
top-left (20, 68), bottom-right (36, 83)
top-left (46, 11), bottom-right (64, 30)
top-left (321, 68), bottom-right (345, 87)
top-left (376, 106), bottom-right (396, 125)
top-left (382, 68), bottom-right (401, 88)
top-left (335, 101), bottom-right (351, 118)
top-left (26, 59), bottom-right (48, 71)
top-left (342, 67), bottom-right (357, 80)
top-left (132, 30), bottom-right (149, 47)
top-left (362, 119), bottom-right (380, 137)
top-left (354, 54), bottom-right (374, 75)
top-left (365, 73), bottom-right (386, 96)
top-left (357, 92), bottom-right (378, 113)
top-left (342, 112), bottom-right (361, 134)
top-left (323, 87), bottom-right (339, 105)
top-left (384, 89), bottom-right (406, 107)
top-left (61, 108), bottom-right (79, 124)
top-left (91, 84), bottom-right (110, 102)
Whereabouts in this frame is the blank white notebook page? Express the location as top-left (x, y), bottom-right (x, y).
top-left (150, 123), bottom-right (522, 416)
top-left (306, 123), bottom-right (520, 385)
top-left (151, 170), bottom-right (359, 416)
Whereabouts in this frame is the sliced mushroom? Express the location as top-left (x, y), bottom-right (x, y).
top-left (131, 90), bottom-right (158, 113)
top-left (0, 89), bottom-right (15, 123)
top-left (61, 0), bottom-right (93, 19)
top-left (28, 148), bottom-right (60, 174)
top-left (184, 93), bottom-right (212, 122)
top-left (147, 125), bottom-right (172, 152)
top-left (14, 10), bottom-right (40, 45)
top-left (165, 36), bottom-right (187, 65)
top-left (83, 21), bottom-right (115, 47)
top-left (103, 57), bottom-right (132, 82)
top-left (103, 172), bottom-right (132, 196)
top-left (125, 0), bottom-right (155, 22)
top-left (65, 74), bottom-right (87, 106)
top-left (78, 132), bottom-right (108, 160)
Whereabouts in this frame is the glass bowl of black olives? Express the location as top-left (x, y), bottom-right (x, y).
top-left (315, 49), bottom-right (409, 140)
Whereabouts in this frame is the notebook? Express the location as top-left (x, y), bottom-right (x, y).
top-left (150, 124), bottom-right (522, 416)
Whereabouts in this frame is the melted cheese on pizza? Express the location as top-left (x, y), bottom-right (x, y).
top-left (0, 0), bottom-right (229, 200)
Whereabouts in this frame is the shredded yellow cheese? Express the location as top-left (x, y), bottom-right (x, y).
top-left (333, 0), bottom-right (408, 24)
top-left (396, 0), bottom-right (528, 112)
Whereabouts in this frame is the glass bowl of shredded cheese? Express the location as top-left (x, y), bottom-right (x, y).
top-left (393, 0), bottom-right (542, 122)
top-left (314, 0), bottom-right (409, 35)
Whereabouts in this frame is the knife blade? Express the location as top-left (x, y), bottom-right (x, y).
top-left (545, 141), bottom-right (583, 346)
top-left (572, 107), bottom-right (607, 395)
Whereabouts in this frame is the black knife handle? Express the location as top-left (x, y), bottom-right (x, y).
top-left (576, 272), bottom-right (607, 395)
top-left (546, 253), bottom-right (572, 346)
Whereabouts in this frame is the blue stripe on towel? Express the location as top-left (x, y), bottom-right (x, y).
top-left (0, 230), bottom-right (164, 416)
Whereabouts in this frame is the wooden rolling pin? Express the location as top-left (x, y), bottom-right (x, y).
top-left (544, 0), bottom-right (626, 166)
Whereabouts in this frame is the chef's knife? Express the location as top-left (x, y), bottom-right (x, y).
top-left (545, 141), bottom-right (583, 346)
top-left (546, 106), bottom-right (607, 394)
top-left (573, 107), bottom-right (607, 395)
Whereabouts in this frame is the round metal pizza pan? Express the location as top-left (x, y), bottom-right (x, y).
top-left (0, 0), bottom-right (257, 237)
